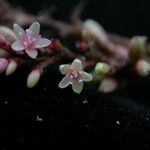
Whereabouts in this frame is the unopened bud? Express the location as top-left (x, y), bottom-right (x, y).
top-left (49, 39), bottom-right (61, 51)
top-left (0, 34), bottom-right (11, 50)
top-left (0, 26), bottom-right (17, 42)
top-left (0, 58), bottom-right (8, 74)
top-left (5, 60), bottom-right (18, 76)
top-left (76, 41), bottom-right (88, 51)
top-left (99, 78), bottom-right (118, 93)
top-left (95, 62), bottom-right (110, 76)
top-left (136, 60), bottom-right (150, 77)
top-left (83, 19), bottom-right (108, 43)
top-left (0, 34), bottom-right (7, 45)
top-left (129, 36), bottom-right (147, 60)
top-left (0, 48), bottom-right (8, 57)
top-left (27, 68), bottom-right (41, 88)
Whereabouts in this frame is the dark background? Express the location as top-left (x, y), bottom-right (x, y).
top-left (1, 0), bottom-right (150, 149)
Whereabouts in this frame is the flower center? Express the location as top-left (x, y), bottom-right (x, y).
top-left (20, 30), bottom-right (39, 50)
top-left (69, 71), bottom-right (83, 82)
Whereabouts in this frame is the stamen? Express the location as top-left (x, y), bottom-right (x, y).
top-left (69, 71), bottom-right (83, 81)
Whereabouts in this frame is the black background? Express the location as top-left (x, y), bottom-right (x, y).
top-left (1, 0), bottom-right (150, 149)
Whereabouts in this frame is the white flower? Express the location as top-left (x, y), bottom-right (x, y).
top-left (11, 22), bottom-right (51, 59)
top-left (59, 59), bottom-right (93, 94)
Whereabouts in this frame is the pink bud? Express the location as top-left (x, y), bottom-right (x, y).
top-left (0, 58), bottom-right (8, 74)
top-left (27, 68), bottom-right (42, 88)
top-left (48, 39), bottom-right (61, 51)
top-left (76, 41), bottom-right (88, 51)
top-left (0, 34), bottom-right (6, 45)
top-left (0, 34), bottom-right (11, 51)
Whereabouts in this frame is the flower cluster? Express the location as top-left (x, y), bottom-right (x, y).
top-left (0, 1), bottom-right (150, 95)
top-left (0, 22), bottom-right (93, 94)
top-left (0, 22), bottom-right (51, 88)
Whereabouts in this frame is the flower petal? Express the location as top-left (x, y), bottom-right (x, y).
top-left (11, 40), bottom-right (25, 51)
top-left (13, 24), bottom-right (25, 38)
top-left (36, 38), bottom-right (51, 48)
top-left (71, 59), bottom-right (82, 71)
top-left (59, 64), bottom-right (71, 75)
top-left (82, 71), bottom-right (93, 81)
top-left (25, 49), bottom-right (38, 59)
top-left (29, 22), bottom-right (40, 36)
top-left (59, 75), bottom-right (71, 88)
top-left (72, 81), bottom-right (83, 94)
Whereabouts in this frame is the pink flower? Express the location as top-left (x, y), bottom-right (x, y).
top-left (59, 59), bottom-right (93, 94)
top-left (11, 22), bottom-right (51, 59)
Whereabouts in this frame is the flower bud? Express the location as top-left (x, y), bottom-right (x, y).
top-left (99, 78), bottom-right (118, 93)
top-left (136, 60), bottom-right (150, 77)
top-left (0, 34), bottom-right (7, 45)
top-left (129, 36), bottom-right (147, 60)
top-left (0, 26), bottom-right (17, 42)
top-left (5, 60), bottom-right (18, 76)
top-left (27, 68), bottom-right (41, 88)
top-left (0, 34), bottom-right (11, 50)
top-left (0, 58), bottom-right (8, 74)
top-left (0, 48), bottom-right (8, 58)
top-left (95, 62), bottom-right (110, 76)
top-left (83, 19), bottom-right (108, 43)
top-left (75, 41), bottom-right (88, 51)
top-left (49, 39), bottom-right (60, 50)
